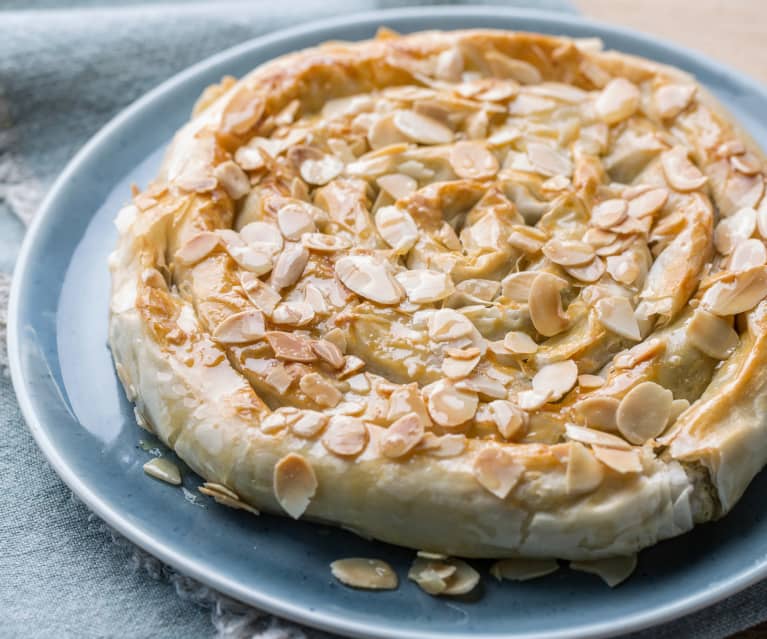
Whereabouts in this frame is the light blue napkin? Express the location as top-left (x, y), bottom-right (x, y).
top-left (2, 2), bottom-right (766, 638)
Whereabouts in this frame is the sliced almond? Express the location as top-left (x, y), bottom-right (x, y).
top-left (377, 173), bottom-right (417, 200)
top-left (595, 78), bottom-right (639, 124)
top-left (143, 458), bottom-right (181, 485)
top-left (277, 203), bottom-right (316, 240)
top-left (473, 447), bottom-right (524, 499)
top-left (578, 374), bottom-right (605, 389)
top-left (565, 257), bottom-right (606, 283)
top-left (488, 400), bottom-right (527, 439)
top-left (375, 205), bottom-right (419, 252)
top-left (442, 560), bottom-right (481, 595)
top-left (300, 373), bottom-right (342, 408)
top-left (311, 339), bottom-right (345, 369)
top-left (661, 146), bottom-right (707, 192)
top-left (290, 410), bottom-right (329, 438)
top-left (503, 331), bottom-right (538, 355)
top-left (591, 199), bottom-right (627, 229)
top-left (381, 412), bottom-right (425, 458)
top-left (502, 271), bottom-right (547, 302)
top-left (626, 187), bottom-right (668, 219)
top-left (449, 141), bottom-right (499, 179)
top-left (212, 310), bottom-right (265, 344)
top-left (714, 206), bottom-right (757, 255)
top-left (442, 353), bottom-right (481, 380)
top-left (331, 559), bottom-right (398, 590)
top-left (572, 396), bottom-right (620, 432)
top-left (271, 301), bottom-right (315, 327)
top-left (417, 433), bottom-right (466, 458)
top-left (300, 154), bottom-right (344, 185)
top-left (428, 308), bottom-right (475, 341)
top-left (490, 558), bottom-right (558, 581)
top-left (616, 381), bottom-right (673, 444)
top-left (263, 365), bottom-right (293, 395)
top-left (564, 423), bottom-right (630, 450)
top-left (227, 245), bottom-right (274, 275)
top-left (175, 232), bottom-right (220, 265)
top-left (526, 141), bottom-right (573, 177)
top-left (529, 273), bottom-right (570, 337)
top-left (566, 442), bottom-right (604, 495)
top-left (543, 239), bottom-right (595, 266)
top-left (570, 555), bottom-right (637, 587)
top-left (435, 46), bottom-right (464, 81)
top-left (273, 453), bottom-right (317, 519)
top-left (592, 445), bottom-right (642, 474)
top-left (271, 244), bottom-right (309, 290)
top-left (595, 296), bottom-right (641, 341)
top-left (241, 274), bottom-right (281, 316)
top-left (240, 221), bottom-right (284, 253)
top-left (396, 269), bottom-right (455, 304)
top-left (686, 309), bottom-right (739, 359)
top-left (335, 255), bottom-right (404, 305)
top-left (407, 557), bottom-right (455, 595)
top-left (393, 110), bottom-right (454, 145)
top-left (732, 152), bottom-right (762, 176)
top-left (302, 232), bottom-right (352, 255)
top-left (517, 389), bottom-right (553, 411)
top-left (532, 360), bottom-right (578, 402)
top-left (199, 482), bottom-right (259, 515)
top-left (265, 331), bottom-right (316, 362)
top-left (426, 380), bottom-right (478, 427)
top-left (212, 161), bottom-right (249, 200)
top-left (701, 266), bottom-right (767, 315)
top-left (730, 238), bottom-right (767, 272)
top-left (654, 84), bottom-right (695, 119)
top-left (322, 416), bottom-right (368, 457)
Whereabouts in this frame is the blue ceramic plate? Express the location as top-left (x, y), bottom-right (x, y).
top-left (10, 8), bottom-right (767, 638)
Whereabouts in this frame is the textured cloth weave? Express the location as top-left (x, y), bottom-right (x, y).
top-left (1, 2), bottom-right (765, 638)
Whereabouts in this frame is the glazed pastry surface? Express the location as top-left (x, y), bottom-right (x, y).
top-left (109, 28), bottom-right (767, 559)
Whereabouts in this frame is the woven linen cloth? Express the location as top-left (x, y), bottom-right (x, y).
top-left (2, 2), bottom-right (766, 637)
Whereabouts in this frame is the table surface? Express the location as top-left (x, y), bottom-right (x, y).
top-left (577, 3), bottom-right (767, 637)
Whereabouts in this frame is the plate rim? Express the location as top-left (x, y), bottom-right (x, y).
top-left (9, 6), bottom-right (767, 639)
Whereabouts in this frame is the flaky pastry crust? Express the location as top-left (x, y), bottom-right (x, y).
top-left (109, 29), bottom-right (767, 560)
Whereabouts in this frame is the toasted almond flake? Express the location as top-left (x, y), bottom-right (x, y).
top-left (339, 355), bottom-right (366, 379)
top-left (517, 389), bottom-right (552, 411)
top-left (578, 374), bottom-right (605, 389)
top-left (570, 555), bottom-right (637, 587)
top-left (331, 559), bottom-right (398, 590)
top-left (323, 328), bottom-right (348, 354)
top-left (277, 203), bottom-right (316, 240)
top-left (374, 205), bottom-right (419, 252)
top-left (272, 301), bottom-right (315, 327)
top-left (616, 381), bottom-right (673, 444)
top-left (591, 199), bottom-right (627, 228)
top-left (417, 550), bottom-right (448, 560)
top-left (543, 239), bottom-right (595, 266)
top-left (669, 398), bottom-right (690, 425)
top-left (335, 255), bottom-right (404, 305)
top-left (304, 284), bottom-right (329, 314)
top-left (508, 230), bottom-right (544, 253)
top-left (396, 269), bottom-right (455, 304)
top-left (456, 374), bottom-right (507, 400)
top-left (240, 221), bottom-right (284, 253)
top-left (526, 141), bottom-right (573, 177)
top-left (367, 115), bottom-right (408, 150)
top-left (626, 187), bottom-right (668, 218)
top-left (199, 483), bottom-right (259, 515)
top-left (595, 296), bottom-right (641, 341)
top-left (503, 331), bottom-right (538, 355)
top-left (605, 253), bottom-right (641, 286)
top-left (595, 78), bottom-right (640, 124)
top-left (273, 453), bottom-right (317, 519)
top-left (264, 365), bottom-right (293, 394)
top-left (435, 46), bottom-right (464, 81)
top-left (445, 346), bottom-right (481, 360)
top-left (502, 271), bottom-right (550, 302)
top-left (714, 206), bottom-right (757, 255)
top-left (300, 373), bottom-right (343, 408)
top-left (260, 407), bottom-right (299, 433)
top-left (301, 233), bottom-right (352, 252)
top-left (529, 273), bottom-right (570, 337)
top-left (290, 410), bottom-right (328, 438)
top-left (654, 84), bottom-right (696, 119)
top-left (488, 400), bottom-right (527, 439)
top-left (732, 152), bottom-right (762, 176)
top-left (213, 160), bottom-right (250, 199)
top-left (417, 433), bottom-right (466, 457)
top-left (428, 308), bottom-right (475, 341)
top-left (661, 146), bottom-right (707, 192)
top-left (572, 396), bottom-right (620, 432)
top-left (532, 360), bottom-right (578, 402)
top-left (564, 423), bottom-right (631, 450)
top-left (592, 445), bottom-right (642, 474)
top-left (176, 232), bottom-right (220, 265)
top-left (686, 309), bottom-right (739, 359)
top-left (322, 416), bottom-right (368, 457)
top-left (426, 380), bottom-right (478, 427)
top-left (442, 353), bottom-right (481, 380)
top-left (300, 154), bottom-right (344, 185)
top-left (473, 448), bottom-right (524, 499)
top-left (393, 110), bottom-right (453, 145)
top-left (377, 173), bottom-right (417, 200)
top-left (701, 266), bottom-right (767, 315)
top-left (407, 557), bottom-right (454, 595)
top-left (143, 458), bottom-right (181, 485)
top-left (442, 560), bottom-right (480, 595)
top-left (566, 257), bottom-right (606, 283)
top-left (613, 338), bottom-right (665, 369)
top-left (227, 245), bottom-right (274, 275)
top-left (566, 442), bottom-right (604, 495)
top-left (730, 238), bottom-right (767, 272)
top-left (265, 331), bottom-right (316, 362)
top-left (311, 339), bottom-right (345, 369)
top-left (271, 244), bottom-right (309, 290)
top-left (241, 274), bottom-right (281, 316)
top-left (381, 412), bottom-right (425, 458)
top-left (212, 310), bottom-right (265, 344)
top-left (490, 559), bottom-right (558, 581)
top-left (449, 141), bottom-right (499, 179)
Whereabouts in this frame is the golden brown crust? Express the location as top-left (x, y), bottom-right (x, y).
top-left (109, 28), bottom-right (767, 559)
